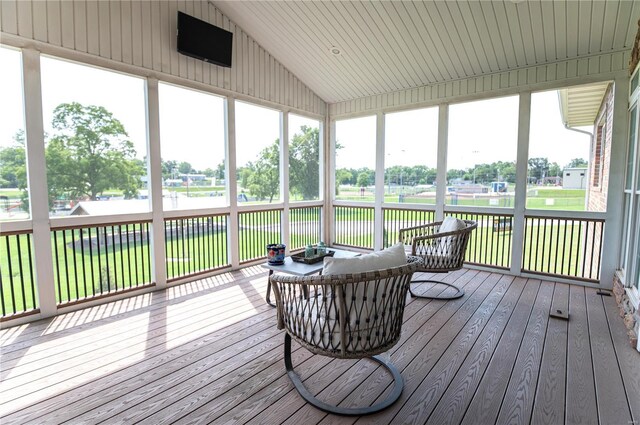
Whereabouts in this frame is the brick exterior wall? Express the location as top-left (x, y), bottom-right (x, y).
top-left (587, 85), bottom-right (613, 212)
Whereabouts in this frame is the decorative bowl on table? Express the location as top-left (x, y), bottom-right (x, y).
top-left (266, 243), bottom-right (286, 265)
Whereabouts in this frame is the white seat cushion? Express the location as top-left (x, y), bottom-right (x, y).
top-left (322, 242), bottom-right (407, 275)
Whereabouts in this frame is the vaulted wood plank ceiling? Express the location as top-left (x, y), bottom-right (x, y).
top-left (213, 0), bottom-right (640, 103)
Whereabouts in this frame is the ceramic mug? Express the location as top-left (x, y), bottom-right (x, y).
top-left (266, 243), bottom-right (286, 264)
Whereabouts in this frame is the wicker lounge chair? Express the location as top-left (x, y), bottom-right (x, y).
top-left (270, 261), bottom-right (419, 415)
top-left (399, 218), bottom-right (477, 300)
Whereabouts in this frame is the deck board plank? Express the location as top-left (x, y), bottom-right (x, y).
top-left (565, 285), bottom-right (598, 425)
top-left (586, 288), bottom-right (633, 425)
top-left (427, 277), bottom-right (528, 425)
top-left (389, 274), bottom-right (517, 424)
top-left (0, 268), bottom-right (636, 425)
top-left (531, 282), bottom-right (569, 425)
top-left (324, 271), bottom-right (504, 425)
top-left (602, 295), bottom-right (640, 422)
top-left (460, 279), bottom-right (542, 425)
top-left (494, 280), bottom-right (555, 425)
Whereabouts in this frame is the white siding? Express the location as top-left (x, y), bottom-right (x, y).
top-left (329, 51), bottom-right (631, 118)
top-left (0, 0), bottom-right (326, 116)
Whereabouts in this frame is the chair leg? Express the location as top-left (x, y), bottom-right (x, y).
top-left (409, 279), bottom-right (464, 300)
top-left (284, 334), bottom-right (403, 416)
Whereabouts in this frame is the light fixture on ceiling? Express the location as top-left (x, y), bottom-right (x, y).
top-left (329, 46), bottom-right (341, 56)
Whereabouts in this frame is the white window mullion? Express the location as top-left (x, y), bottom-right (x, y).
top-left (21, 48), bottom-right (57, 317)
top-left (145, 78), bottom-right (167, 289)
top-left (327, 119), bottom-right (336, 245)
top-left (435, 104), bottom-right (448, 221)
top-left (510, 92), bottom-right (531, 275)
top-left (374, 112), bottom-right (385, 250)
top-left (281, 112), bottom-right (290, 253)
top-left (226, 98), bottom-right (240, 268)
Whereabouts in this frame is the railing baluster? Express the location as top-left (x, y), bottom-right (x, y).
top-left (5, 236), bottom-right (16, 314)
top-left (27, 233), bottom-right (36, 310)
top-left (88, 227), bottom-right (96, 297)
top-left (15, 235), bottom-right (26, 312)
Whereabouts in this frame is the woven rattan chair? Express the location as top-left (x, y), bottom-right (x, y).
top-left (270, 262), bottom-right (419, 416)
top-left (399, 219), bottom-right (477, 300)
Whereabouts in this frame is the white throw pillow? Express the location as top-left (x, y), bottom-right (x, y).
top-left (437, 216), bottom-right (467, 256)
top-left (322, 242), bottom-right (407, 275)
top-left (438, 216), bottom-right (466, 234)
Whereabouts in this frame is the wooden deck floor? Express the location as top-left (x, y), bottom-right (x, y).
top-left (1, 267), bottom-right (638, 425)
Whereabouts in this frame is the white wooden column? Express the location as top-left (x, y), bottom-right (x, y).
top-left (510, 92), bottom-right (531, 275)
top-left (21, 49), bottom-right (56, 317)
top-left (226, 98), bottom-right (240, 268)
top-left (318, 113), bottom-right (327, 241)
top-left (145, 78), bottom-right (166, 289)
top-left (327, 119), bottom-right (336, 245)
top-left (435, 104), bottom-right (449, 220)
top-left (374, 112), bottom-right (385, 250)
top-left (280, 111), bottom-right (291, 253)
top-left (600, 76), bottom-right (630, 289)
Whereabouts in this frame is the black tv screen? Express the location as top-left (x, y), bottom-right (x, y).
top-left (177, 11), bottom-right (233, 68)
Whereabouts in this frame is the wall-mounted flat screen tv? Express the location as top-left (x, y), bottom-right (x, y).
top-left (177, 11), bottom-right (233, 68)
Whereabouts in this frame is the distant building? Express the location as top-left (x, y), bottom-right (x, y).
top-left (562, 167), bottom-right (587, 189)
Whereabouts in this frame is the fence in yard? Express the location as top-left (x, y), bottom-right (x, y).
top-left (334, 204), bottom-right (605, 283)
top-left (445, 210), bottom-right (514, 270)
top-left (51, 221), bottom-right (152, 305)
top-left (333, 205), bottom-right (375, 250)
top-left (382, 207), bottom-right (436, 248)
top-left (238, 208), bottom-right (283, 263)
top-left (165, 214), bottom-right (230, 281)
top-left (522, 215), bottom-right (604, 282)
top-left (289, 206), bottom-right (322, 252)
top-left (0, 230), bottom-right (37, 318)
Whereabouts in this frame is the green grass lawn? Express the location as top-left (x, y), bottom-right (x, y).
top-left (1, 192), bottom-right (598, 316)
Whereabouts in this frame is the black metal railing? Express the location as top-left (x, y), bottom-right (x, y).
top-left (51, 221), bottom-right (152, 304)
top-left (165, 214), bottom-right (230, 281)
top-left (446, 210), bottom-right (514, 269)
top-left (522, 216), bottom-right (604, 282)
top-left (238, 209), bottom-right (283, 263)
top-left (0, 231), bottom-right (37, 318)
top-left (333, 206), bottom-right (375, 250)
top-left (289, 206), bottom-right (322, 251)
top-left (382, 207), bottom-right (436, 248)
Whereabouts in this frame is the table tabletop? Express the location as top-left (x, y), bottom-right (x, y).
top-left (261, 248), bottom-right (359, 276)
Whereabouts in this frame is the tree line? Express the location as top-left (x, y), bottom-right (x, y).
top-left (0, 102), bottom-right (322, 207)
top-left (334, 157), bottom-right (588, 188)
top-left (0, 101), bottom-right (590, 209)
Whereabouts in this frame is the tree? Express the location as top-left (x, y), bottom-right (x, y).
top-left (335, 169), bottom-right (353, 195)
top-left (528, 157), bottom-right (549, 182)
top-left (548, 162), bottom-right (562, 177)
top-left (0, 131), bottom-right (26, 189)
top-left (356, 172), bottom-right (371, 187)
top-left (46, 102), bottom-right (144, 202)
top-left (567, 158), bottom-right (588, 168)
top-left (178, 161), bottom-right (193, 175)
top-left (247, 140), bottom-right (280, 202)
top-left (0, 130), bottom-right (29, 210)
top-left (161, 159), bottom-right (178, 179)
top-left (289, 126), bottom-right (319, 200)
top-left (215, 161), bottom-right (225, 180)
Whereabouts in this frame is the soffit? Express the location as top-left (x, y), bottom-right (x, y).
top-left (213, 0), bottom-right (640, 104)
top-left (558, 82), bottom-right (610, 127)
